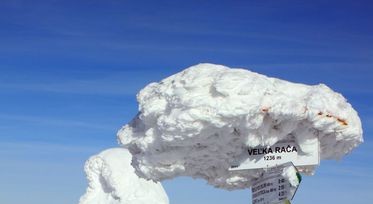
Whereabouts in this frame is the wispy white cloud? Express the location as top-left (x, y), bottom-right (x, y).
top-left (248, 62), bottom-right (373, 94)
top-left (0, 70), bottom-right (160, 95)
top-left (0, 114), bottom-right (115, 130)
top-left (0, 141), bottom-right (99, 155)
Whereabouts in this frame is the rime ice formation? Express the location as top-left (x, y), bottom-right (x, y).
top-left (118, 63), bottom-right (363, 189)
top-left (79, 148), bottom-right (169, 204)
top-left (281, 163), bottom-right (302, 201)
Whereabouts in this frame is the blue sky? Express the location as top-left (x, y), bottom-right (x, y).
top-left (0, 0), bottom-right (372, 203)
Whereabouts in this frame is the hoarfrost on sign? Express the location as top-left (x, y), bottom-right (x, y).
top-left (118, 63), bottom-right (363, 189)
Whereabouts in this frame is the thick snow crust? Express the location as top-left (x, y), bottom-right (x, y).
top-left (281, 163), bottom-right (301, 200)
top-left (118, 63), bottom-right (363, 189)
top-left (79, 148), bottom-right (169, 204)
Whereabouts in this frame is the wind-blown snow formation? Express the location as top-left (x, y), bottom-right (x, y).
top-left (118, 63), bottom-right (363, 189)
top-left (79, 148), bottom-right (169, 204)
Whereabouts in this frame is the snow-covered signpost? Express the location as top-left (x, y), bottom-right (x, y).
top-left (80, 63), bottom-right (363, 204)
top-left (229, 140), bottom-right (315, 203)
top-left (229, 139), bottom-right (319, 203)
top-left (251, 162), bottom-right (301, 204)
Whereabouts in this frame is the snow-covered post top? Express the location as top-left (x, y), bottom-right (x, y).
top-left (118, 63), bottom-right (363, 189)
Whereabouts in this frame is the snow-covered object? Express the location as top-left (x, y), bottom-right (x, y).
top-left (281, 164), bottom-right (301, 188)
top-left (118, 63), bottom-right (363, 189)
top-left (281, 163), bottom-right (302, 201)
top-left (79, 148), bottom-right (169, 204)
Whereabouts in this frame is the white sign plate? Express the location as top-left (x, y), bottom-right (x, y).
top-left (230, 140), bottom-right (319, 170)
top-left (251, 162), bottom-right (301, 204)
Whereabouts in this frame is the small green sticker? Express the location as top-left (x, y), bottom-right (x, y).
top-left (283, 199), bottom-right (291, 204)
